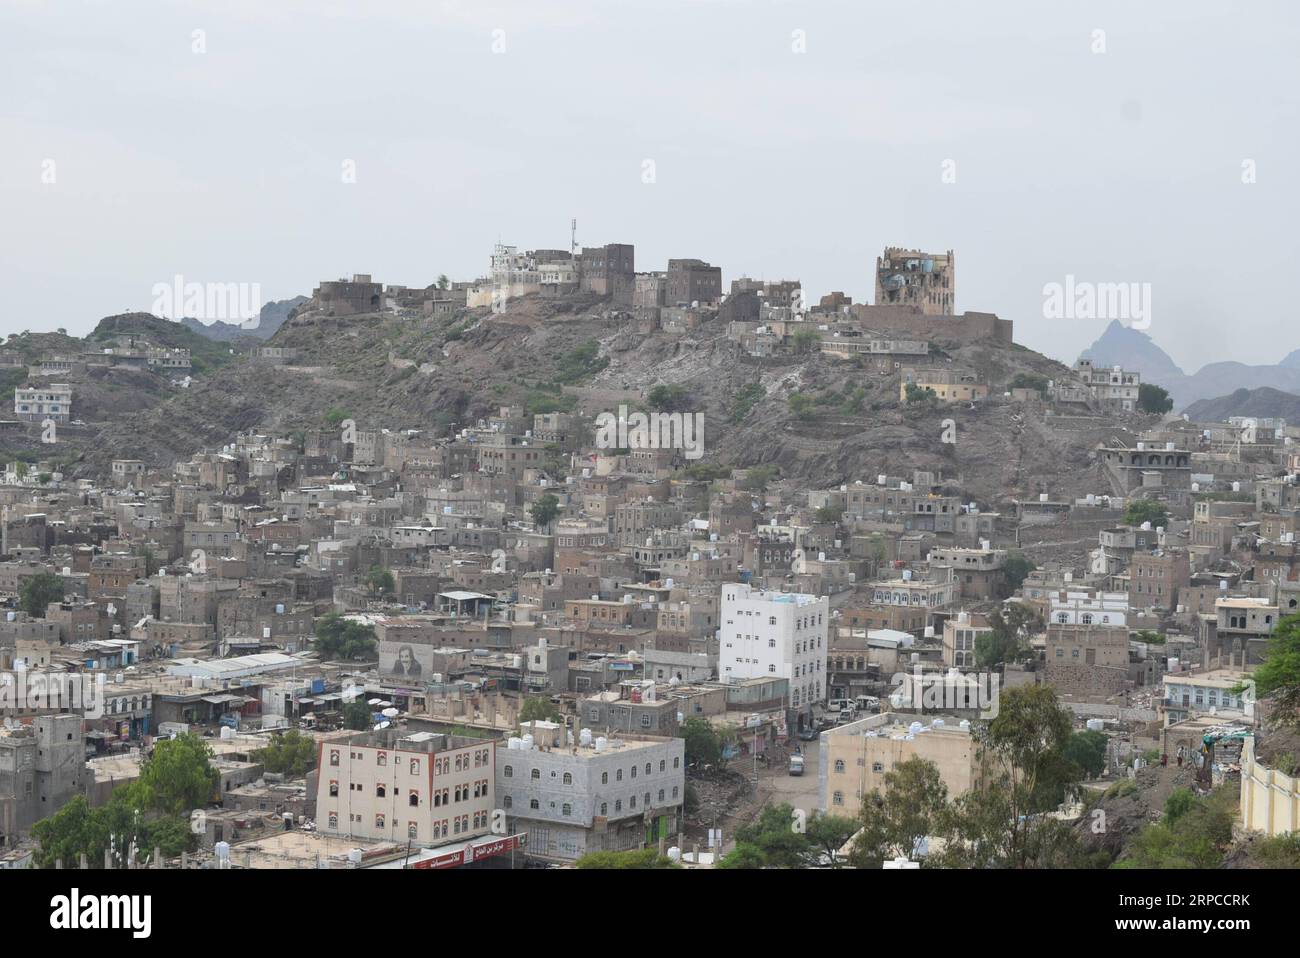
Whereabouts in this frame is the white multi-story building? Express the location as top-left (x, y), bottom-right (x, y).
top-left (1073, 359), bottom-right (1140, 411)
top-left (1048, 590), bottom-right (1128, 627)
top-left (14, 384), bottom-right (72, 423)
top-left (720, 583), bottom-right (828, 719)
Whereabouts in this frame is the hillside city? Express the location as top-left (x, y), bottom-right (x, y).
top-left (0, 238), bottom-right (1296, 874)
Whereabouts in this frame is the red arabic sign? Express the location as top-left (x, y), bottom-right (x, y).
top-left (407, 833), bottom-right (522, 869)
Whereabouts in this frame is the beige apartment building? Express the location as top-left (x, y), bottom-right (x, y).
top-left (316, 729), bottom-right (497, 848)
top-left (820, 712), bottom-right (985, 814)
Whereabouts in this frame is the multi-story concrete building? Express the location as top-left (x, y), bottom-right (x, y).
top-left (927, 545), bottom-right (1006, 600)
top-left (666, 258), bottom-right (722, 306)
top-left (1127, 548), bottom-right (1190, 611)
top-left (720, 584), bottom-right (828, 723)
top-left (312, 274), bottom-right (382, 316)
top-left (316, 728), bottom-right (496, 848)
top-left (899, 368), bottom-right (987, 403)
top-left (494, 720), bottom-right (684, 862)
top-left (820, 712), bottom-right (981, 815)
top-left (13, 384), bottom-right (72, 423)
top-left (1073, 360), bottom-right (1140, 411)
top-left (874, 248), bottom-right (954, 315)
top-left (0, 714), bottom-right (85, 840)
top-left (942, 611), bottom-right (992, 669)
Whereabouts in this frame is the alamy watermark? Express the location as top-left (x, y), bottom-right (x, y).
top-left (1042, 275), bottom-right (1151, 330)
top-left (0, 670), bottom-right (105, 718)
top-left (889, 666), bottom-right (1001, 719)
top-left (594, 405), bottom-right (704, 460)
top-left (151, 274), bottom-right (261, 323)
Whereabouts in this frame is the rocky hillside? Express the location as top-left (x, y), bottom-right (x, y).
top-left (63, 293), bottom-right (1153, 507)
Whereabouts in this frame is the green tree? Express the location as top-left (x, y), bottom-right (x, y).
top-left (1001, 554), bottom-right (1035, 595)
top-left (741, 465), bottom-right (777, 492)
top-left (788, 392), bottom-right (816, 420)
top-left (1061, 730), bottom-right (1107, 780)
top-left (814, 505), bottom-right (845, 525)
top-left (680, 716), bottom-right (727, 768)
top-left (1123, 498), bottom-right (1168, 528)
top-left (32, 796), bottom-right (96, 869)
top-left (1115, 789), bottom-right (1235, 868)
top-left (1137, 382), bottom-right (1174, 414)
top-left (343, 700), bottom-right (373, 730)
top-left (975, 603), bottom-right (1042, 669)
top-left (790, 328), bottom-right (820, 354)
top-left (136, 733), bottom-right (220, 816)
top-left (647, 384), bottom-right (691, 412)
top-left (715, 842), bottom-right (769, 869)
top-left (313, 613), bottom-right (378, 661)
top-left (529, 493), bottom-right (561, 530)
top-left (253, 730), bottom-right (318, 777)
top-left (974, 685), bottom-right (1077, 867)
top-left (730, 802), bottom-right (814, 868)
top-left (437, 274), bottom-right (450, 290)
top-left (518, 696), bottom-right (562, 723)
top-left (848, 757), bottom-right (949, 867)
top-left (804, 812), bottom-right (860, 867)
top-left (1008, 373), bottom-right (1049, 396)
top-left (574, 848), bottom-right (680, 869)
top-left (324, 408), bottom-right (350, 426)
top-left (20, 572), bottom-right (65, 618)
top-left (1251, 612), bottom-right (1300, 728)
top-left (904, 383), bottom-right (937, 405)
top-left (364, 565), bottom-right (395, 598)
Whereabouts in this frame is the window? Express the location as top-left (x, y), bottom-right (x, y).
top-left (562, 772), bottom-right (572, 785)
top-left (872, 762), bottom-right (883, 773)
top-left (601, 772), bottom-right (608, 784)
top-left (833, 791), bottom-right (844, 806)
top-left (329, 781), bottom-right (339, 797)
top-left (375, 815), bottom-right (385, 830)
top-left (645, 763), bottom-right (652, 776)
top-left (600, 802), bottom-right (608, 816)
top-left (377, 751), bottom-right (387, 767)
top-left (375, 784), bottom-right (386, 798)
top-left (504, 765), bottom-right (513, 778)
top-left (834, 759), bottom-right (845, 773)
top-left (531, 768), bottom-right (540, 780)
top-left (409, 792), bottom-right (419, 807)
top-left (562, 803), bottom-right (572, 817)
top-left (504, 795), bottom-right (512, 808)
top-left (329, 750), bottom-right (339, 767)
top-left (530, 799), bottom-right (540, 810)
top-left (408, 823), bottom-right (419, 839)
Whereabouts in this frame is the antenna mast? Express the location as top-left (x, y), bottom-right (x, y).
top-left (570, 218), bottom-right (577, 256)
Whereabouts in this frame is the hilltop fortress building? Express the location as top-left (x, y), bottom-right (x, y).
top-left (875, 248), bottom-right (955, 315)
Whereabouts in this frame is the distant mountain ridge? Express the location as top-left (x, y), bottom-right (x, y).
top-left (1078, 320), bottom-right (1300, 410)
top-left (180, 296), bottom-right (307, 342)
top-left (1183, 386), bottom-right (1300, 423)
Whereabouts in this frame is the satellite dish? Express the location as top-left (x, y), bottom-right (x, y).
top-left (381, 707), bottom-right (400, 718)
top-left (374, 721), bottom-right (391, 731)
top-left (367, 698), bottom-right (383, 706)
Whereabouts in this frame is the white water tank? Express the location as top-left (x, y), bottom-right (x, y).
top-left (508, 737), bottom-right (522, 750)
top-left (595, 736), bottom-right (608, 753)
top-left (521, 734), bottom-right (535, 750)
top-left (1086, 719), bottom-right (1105, 732)
top-left (580, 728), bottom-right (593, 747)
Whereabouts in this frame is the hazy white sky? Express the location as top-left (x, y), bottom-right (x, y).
top-left (2, 0), bottom-right (1296, 370)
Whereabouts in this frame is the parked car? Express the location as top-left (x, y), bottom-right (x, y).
top-left (798, 728), bottom-right (819, 741)
top-left (789, 754), bottom-right (805, 776)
